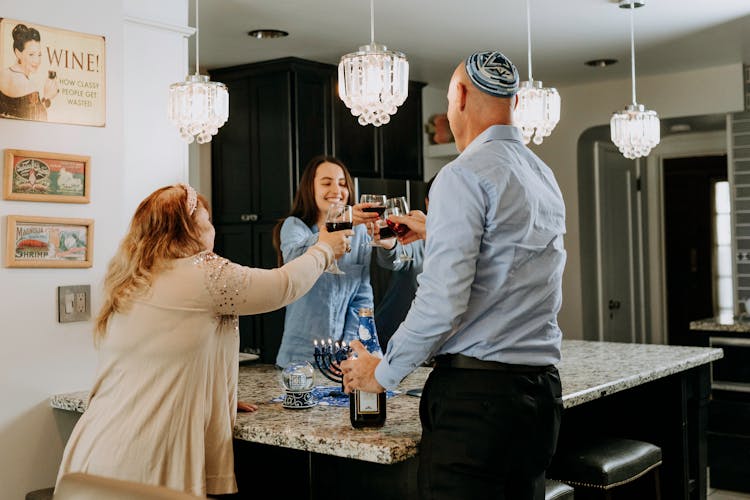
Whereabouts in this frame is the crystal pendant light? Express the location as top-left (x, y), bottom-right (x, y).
top-left (610, 1), bottom-right (660, 159)
top-left (168, 0), bottom-right (229, 144)
top-left (338, 0), bottom-right (409, 127)
top-left (514, 0), bottom-right (560, 145)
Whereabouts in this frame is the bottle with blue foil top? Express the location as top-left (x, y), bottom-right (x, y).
top-left (350, 307), bottom-right (387, 428)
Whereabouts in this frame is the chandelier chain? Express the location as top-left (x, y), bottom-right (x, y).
top-left (629, 1), bottom-right (636, 105)
top-left (337, 0), bottom-right (409, 127)
top-left (167, 0), bottom-right (229, 143)
top-left (526, 0), bottom-right (532, 82)
top-left (513, 0), bottom-right (560, 145)
top-left (195, 0), bottom-right (200, 74)
top-left (609, 0), bottom-right (659, 159)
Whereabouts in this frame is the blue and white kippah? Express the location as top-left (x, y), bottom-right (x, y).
top-left (465, 51), bottom-right (519, 97)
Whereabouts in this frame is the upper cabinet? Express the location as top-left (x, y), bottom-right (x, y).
top-left (209, 58), bottom-right (335, 226)
top-left (207, 57), bottom-right (424, 362)
top-left (381, 80), bottom-right (426, 179)
top-left (334, 80), bottom-right (426, 180)
top-left (211, 57), bottom-right (425, 188)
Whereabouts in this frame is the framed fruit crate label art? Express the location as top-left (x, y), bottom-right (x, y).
top-left (5, 215), bottom-right (93, 268)
top-left (3, 149), bottom-right (90, 203)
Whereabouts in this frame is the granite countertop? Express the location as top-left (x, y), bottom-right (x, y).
top-left (689, 316), bottom-right (750, 333)
top-left (50, 339), bottom-right (722, 465)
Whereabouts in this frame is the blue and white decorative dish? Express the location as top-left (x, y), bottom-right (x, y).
top-left (282, 390), bottom-right (316, 409)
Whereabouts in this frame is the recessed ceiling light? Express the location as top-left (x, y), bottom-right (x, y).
top-left (618, 0), bottom-right (645, 8)
top-left (248, 29), bottom-right (289, 39)
top-left (585, 58), bottom-right (618, 68)
top-left (669, 124), bottom-right (691, 133)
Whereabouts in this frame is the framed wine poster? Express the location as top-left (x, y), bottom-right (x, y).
top-left (3, 149), bottom-right (90, 203)
top-left (5, 215), bottom-right (94, 268)
top-left (0, 18), bottom-right (106, 126)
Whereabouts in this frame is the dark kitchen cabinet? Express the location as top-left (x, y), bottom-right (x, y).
top-left (334, 80), bottom-right (425, 180)
top-left (381, 81), bottom-right (426, 179)
top-left (688, 327), bottom-right (750, 493)
top-left (209, 57), bottom-right (424, 362)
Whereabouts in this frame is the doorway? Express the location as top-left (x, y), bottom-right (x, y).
top-left (662, 155), bottom-right (728, 346)
top-left (578, 119), bottom-right (728, 345)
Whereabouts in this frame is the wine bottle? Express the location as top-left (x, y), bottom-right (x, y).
top-left (350, 307), bottom-right (387, 428)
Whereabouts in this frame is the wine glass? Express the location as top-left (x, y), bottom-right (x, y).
top-left (359, 194), bottom-right (387, 246)
top-left (385, 197), bottom-right (413, 263)
top-left (324, 203), bottom-right (353, 275)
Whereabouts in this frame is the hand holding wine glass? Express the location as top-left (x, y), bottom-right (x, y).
top-left (384, 197), bottom-right (413, 263)
top-left (356, 194), bottom-right (386, 246)
top-left (372, 218), bottom-right (397, 249)
top-left (355, 194), bottom-right (386, 224)
top-left (387, 210), bottom-right (426, 245)
top-left (324, 203), bottom-right (353, 274)
top-left (317, 223), bottom-right (353, 261)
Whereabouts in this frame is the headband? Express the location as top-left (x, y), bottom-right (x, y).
top-left (180, 183), bottom-right (197, 216)
top-left (465, 51), bottom-right (519, 98)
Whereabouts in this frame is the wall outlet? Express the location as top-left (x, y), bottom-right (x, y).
top-left (58, 285), bottom-right (91, 323)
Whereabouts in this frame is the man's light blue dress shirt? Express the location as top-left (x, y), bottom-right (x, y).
top-left (375, 125), bottom-right (567, 389)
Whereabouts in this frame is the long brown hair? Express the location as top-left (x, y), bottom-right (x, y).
top-left (272, 155), bottom-right (353, 266)
top-left (94, 185), bottom-right (210, 342)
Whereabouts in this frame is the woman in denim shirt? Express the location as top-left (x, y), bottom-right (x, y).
top-left (274, 155), bottom-right (379, 368)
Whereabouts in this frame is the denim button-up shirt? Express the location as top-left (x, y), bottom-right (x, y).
top-left (275, 217), bottom-right (373, 367)
top-left (375, 125), bottom-right (567, 389)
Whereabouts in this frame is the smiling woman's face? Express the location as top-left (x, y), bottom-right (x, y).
top-left (15, 40), bottom-right (42, 75)
top-left (313, 162), bottom-right (349, 219)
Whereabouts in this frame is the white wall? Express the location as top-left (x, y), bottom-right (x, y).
top-left (421, 85), bottom-right (457, 182)
top-left (0, 1), bottom-right (190, 497)
top-left (533, 63), bottom-right (744, 338)
top-left (421, 63), bottom-right (744, 338)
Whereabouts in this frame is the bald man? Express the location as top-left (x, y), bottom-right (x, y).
top-left (342, 51), bottom-right (566, 499)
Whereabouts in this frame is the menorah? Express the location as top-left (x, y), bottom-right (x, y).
top-left (313, 338), bottom-right (351, 387)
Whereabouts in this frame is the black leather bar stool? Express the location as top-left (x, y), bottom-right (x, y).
top-left (545, 478), bottom-right (575, 499)
top-left (25, 488), bottom-right (53, 500)
top-left (547, 437), bottom-right (662, 500)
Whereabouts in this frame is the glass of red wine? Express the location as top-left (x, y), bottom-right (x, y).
top-left (385, 197), bottom-right (413, 263)
top-left (324, 203), bottom-right (353, 275)
top-left (359, 194), bottom-right (387, 246)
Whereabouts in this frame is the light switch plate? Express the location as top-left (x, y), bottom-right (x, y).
top-left (58, 285), bottom-right (91, 323)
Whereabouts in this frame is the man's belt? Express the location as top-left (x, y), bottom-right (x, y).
top-left (434, 353), bottom-right (553, 373)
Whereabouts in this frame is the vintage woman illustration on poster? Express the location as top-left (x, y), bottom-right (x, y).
top-left (0, 18), bottom-right (105, 126)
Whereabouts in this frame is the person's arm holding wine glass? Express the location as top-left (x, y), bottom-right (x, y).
top-left (387, 210), bottom-right (427, 245)
top-left (374, 214), bottom-right (420, 271)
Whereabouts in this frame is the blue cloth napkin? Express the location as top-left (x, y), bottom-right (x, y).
top-left (272, 385), bottom-right (401, 407)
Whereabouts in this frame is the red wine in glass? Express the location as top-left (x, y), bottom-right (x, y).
top-left (379, 226), bottom-right (396, 239)
top-left (326, 221), bottom-right (353, 232)
top-left (386, 219), bottom-right (410, 237)
top-left (361, 206), bottom-right (386, 217)
top-left (384, 197), bottom-right (414, 263)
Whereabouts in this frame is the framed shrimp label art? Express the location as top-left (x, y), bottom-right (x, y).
top-left (0, 18), bottom-right (105, 126)
top-left (4, 149), bottom-right (90, 203)
top-left (5, 215), bottom-right (94, 268)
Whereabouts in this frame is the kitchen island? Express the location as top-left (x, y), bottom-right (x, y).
top-left (51, 340), bottom-right (722, 499)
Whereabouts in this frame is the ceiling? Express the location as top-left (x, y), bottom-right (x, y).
top-left (194, 0), bottom-right (750, 90)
